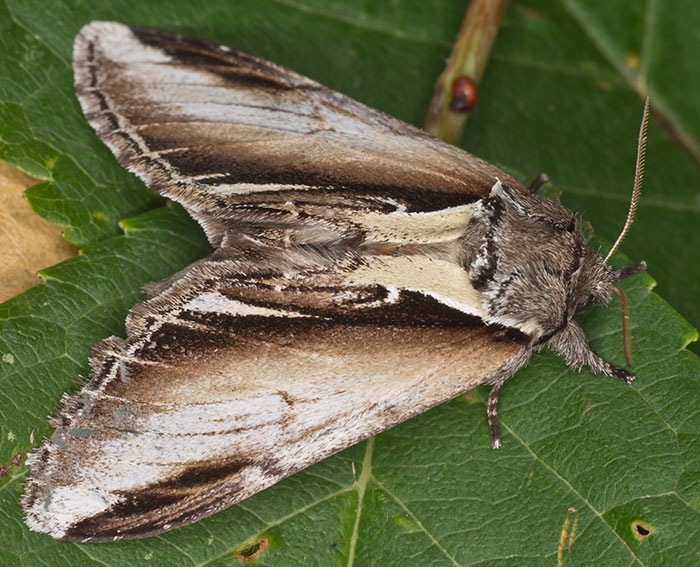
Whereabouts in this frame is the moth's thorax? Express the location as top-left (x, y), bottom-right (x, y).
top-left (462, 181), bottom-right (614, 342)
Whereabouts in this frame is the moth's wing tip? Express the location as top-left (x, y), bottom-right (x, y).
top-left (73, 21), bottom-right (127, 120)
top-left (23, 501), bottom-right (92, 543)
top-left (21, 449), bottom-right (69, 541)
top-left (76, 20), bottom-right (128, 41)
top-left (74, 21), bottom-right (121, 64)
top-left (22, 507), bottom-right (69, 542)
top-left (22, 443), bottom-right (124, 543)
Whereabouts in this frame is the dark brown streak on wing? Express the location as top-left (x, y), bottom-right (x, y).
top-left (64, 456), bottom-right (254, 541)
top-left (128, 25), bottom-right (430, 142)
top-left (104, 288), bottom-right (530, 394)
top-left (129, 26), bottom-right (301, 91)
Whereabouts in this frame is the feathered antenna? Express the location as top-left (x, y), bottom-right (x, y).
top-left (604, 97), bottom-right (651, 369)
top-left (604, 96), bottom-right (649, 264)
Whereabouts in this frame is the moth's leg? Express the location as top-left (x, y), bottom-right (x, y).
top-left (528, 173), bottom-right (549, 193)
top-left (549, 321), bottom-right (634, 384)
top-left (483, 347), bottom-right (532, 449)
top-left (487, 380), bottom-right (506, 449)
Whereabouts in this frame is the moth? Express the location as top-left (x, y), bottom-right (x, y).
top-left (22, 21), bottom-right (647, 542)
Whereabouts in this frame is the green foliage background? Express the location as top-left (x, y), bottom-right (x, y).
top-left (1, 1), bottom-right (698, 565)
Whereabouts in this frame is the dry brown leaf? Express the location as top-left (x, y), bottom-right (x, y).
top-left (0, 160), bottom-right (78, 302)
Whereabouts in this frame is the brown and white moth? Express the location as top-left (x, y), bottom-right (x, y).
top-left (23, 21), bottom-right (647, 542)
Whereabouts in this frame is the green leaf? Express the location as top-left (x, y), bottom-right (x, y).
top-left (1, 1), bottom-right (698, 566)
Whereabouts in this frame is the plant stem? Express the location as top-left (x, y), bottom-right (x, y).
top-left (424, 0), bottom-right (510, 145)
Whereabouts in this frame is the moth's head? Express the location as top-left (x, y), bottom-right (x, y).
top-left (476, 99), bottom-right (650, 354)
top-left (570, 249), bottom-right (646, 318)
top-left (469, 181), bottom-right (645, 348)
top-left (567, 246), bottom-right (614, 314)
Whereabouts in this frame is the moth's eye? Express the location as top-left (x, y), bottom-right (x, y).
top-left (576, 294), bottom-right (594, 313)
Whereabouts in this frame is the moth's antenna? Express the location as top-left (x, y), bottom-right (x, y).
top-left (604, 96), bottom-right (649, 264)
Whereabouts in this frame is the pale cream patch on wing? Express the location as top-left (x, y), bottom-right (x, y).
top-left (80, 22), bottom-right (172, 65)
top-left (205, 182), bottom-right (327, 195)
top-left (344, 255), bottom-right (483, 317)
top-left (185, 292), bottom-right (313, 318)
top-left (354, 203), bottom-right (473, 244)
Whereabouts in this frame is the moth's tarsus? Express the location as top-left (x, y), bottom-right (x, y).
top-left (528, 172), bottom-right (549, 193)
top-left (487, 381), bottom-right (505, 449)
top-left (611, 286), bottom-right (633, 368)
top-left (610, 261), bottom-right (646, 368)
top-left (610, 365), bottom-right (635, 384)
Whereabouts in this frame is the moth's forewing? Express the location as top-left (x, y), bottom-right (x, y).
top-left (25, 246), bottom-right (527, 541)
top-left (72, 22), bottom-right (528, 246)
